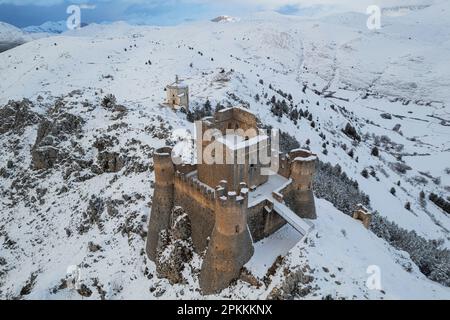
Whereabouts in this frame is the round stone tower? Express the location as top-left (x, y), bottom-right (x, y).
top-left (199, 181), bottom-right (254, 294)
top-left (146, 147), bottom-right (175, 261)
top-left (288, 149), bottom-right (317, 219)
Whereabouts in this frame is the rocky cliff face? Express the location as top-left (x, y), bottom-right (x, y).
top-left (155, 207), bottom-right (195, 285)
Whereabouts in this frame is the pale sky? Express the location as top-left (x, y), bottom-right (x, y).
top-left (0, 0), bottom-right (438, 28)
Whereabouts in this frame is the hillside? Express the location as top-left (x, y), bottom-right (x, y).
top-left (0, 22), bottom-right (30, 52)
top-left (0, 5), bottom-right (449, 299)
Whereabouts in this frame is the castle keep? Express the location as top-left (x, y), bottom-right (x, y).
top-left (146, 106), bottom-right (317, 294)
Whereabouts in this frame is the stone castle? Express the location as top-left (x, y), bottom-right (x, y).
top-left (146, 106), bottom-right (318, 294)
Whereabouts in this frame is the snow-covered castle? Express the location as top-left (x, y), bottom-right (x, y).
top-left (146, 106), bottom-right (318, 294)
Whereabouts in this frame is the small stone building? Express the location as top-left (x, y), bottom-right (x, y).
top-left (146, 106), bottom-right (318, 294)
top-left (352, 204), bottom-right (372, 229)
top-left (165, 76), bottom-right (189, 110)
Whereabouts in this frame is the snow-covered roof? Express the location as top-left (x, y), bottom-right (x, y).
top-left (293, 155), bottom-right (317, 162)
top-left (167, 81), bottom-right (188, 89)
top-left (216, 133), bottom-right (268, 151)
top-left (218, 105), bottom-right (255, 116)
top-left (290, 148), bottom-right (313, 154)
top-left (356, 203), bottom-right (371, 215)
top-left (248, 174), bottom-right (290, 207)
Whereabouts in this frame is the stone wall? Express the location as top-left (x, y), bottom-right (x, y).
top-left (199, 181), bottom-right (254, 294)
top-left (214, 107), bottom-right (258, 134)
top-left (173, 171), bottom-right (215, 252)
top-left (281, 149), bottom-right (317, 219)
top-left (146, 147), bottom-right (175, 261)
top-left (247, 199), bottom-right (286, 242)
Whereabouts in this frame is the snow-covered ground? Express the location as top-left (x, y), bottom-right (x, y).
top-left (0, 22), bottom-right (30, 52)
top-left (0, 21), bottom-right (54, 53)
top-left (0, 2), bottom-right (449, 299)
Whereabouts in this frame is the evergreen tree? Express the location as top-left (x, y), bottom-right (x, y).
top-left (371, 146), bottom-right (379, 157)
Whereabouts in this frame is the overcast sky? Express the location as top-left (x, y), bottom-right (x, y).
top-left (0, 0), bottom-right (436, 28)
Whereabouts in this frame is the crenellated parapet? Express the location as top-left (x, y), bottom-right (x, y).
top-left (199, 180), bottom-right (254, 295)
top-left (213, 181), bottom-right (249, 235)
top-left (174, 170), bottom-right (215, 202)
top-left (214, 181), bottom-right (248, 204)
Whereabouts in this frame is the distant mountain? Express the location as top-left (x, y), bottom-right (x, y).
top-left (0, 22), bottom-right (30, 52)
top-left (23, 20), bottom-right (68, 34)
top-left (23, 20), bottom-right (90, 35)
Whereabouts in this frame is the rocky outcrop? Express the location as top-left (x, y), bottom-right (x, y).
top-left (101, 94), bottom-right (127, 120)
top-left (31, 112), bottom-right (84, 170)
top-left (78, 196), bottom-right (105, 234)
top-left (0, 99), bottom-right (41, 134)
top-left (91, 136), bottom-right (127, 174)
top-left (31, 146), bottom-right (60, 171)
top-left (97, 151), bottom-right (124, 173)
top-left (155, 207), bottom-right (193, 285)
top-left (93, 135), bottom-right (119, 152)
top-left (34, 113), bottom-right (83, 146)
top-left (268, 265), bottom-right (314, 300)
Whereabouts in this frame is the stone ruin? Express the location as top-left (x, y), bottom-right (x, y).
top-left (352, 204), bottom-right (372, 229)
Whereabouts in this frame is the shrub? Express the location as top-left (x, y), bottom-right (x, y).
top-left (348, 149), bottom-right (354, 158)
top-left (361, 169), bottom-right (369, 178)
top-left (313, 161), bottom-right (369, 216)
top-left (405, 202), bottom-right (411, 211)
top-left (186, 102), bottom-right (214, 122)
top-left (101, 94), bottom-right (117, 109)
top-left (280, 131), bottom-right (300, 153)
top-left (342, 123), bottom-right (361, 142)
top-left (429, 193), bottom-right (450, 215)
top-left (371, 146), bottom-right (379, 157)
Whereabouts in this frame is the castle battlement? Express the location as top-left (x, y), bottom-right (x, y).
top-left (215, 180), bottom-right (248, 205)
top-left (174, 170), bottom-right (215, 201)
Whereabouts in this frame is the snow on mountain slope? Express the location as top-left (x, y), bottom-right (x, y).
top-left (23, 21), bottom-right (68, 35)
top-left (0, 21), bottom-right (54, 53)
top-left (267, 199), bottom-right (450, 299)
top-left (211, 15), bottom-right (239, 23)
top-left (0, 4), bottom-right (449, 299)
top-left (0, 22), bottom-right (30, 52)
